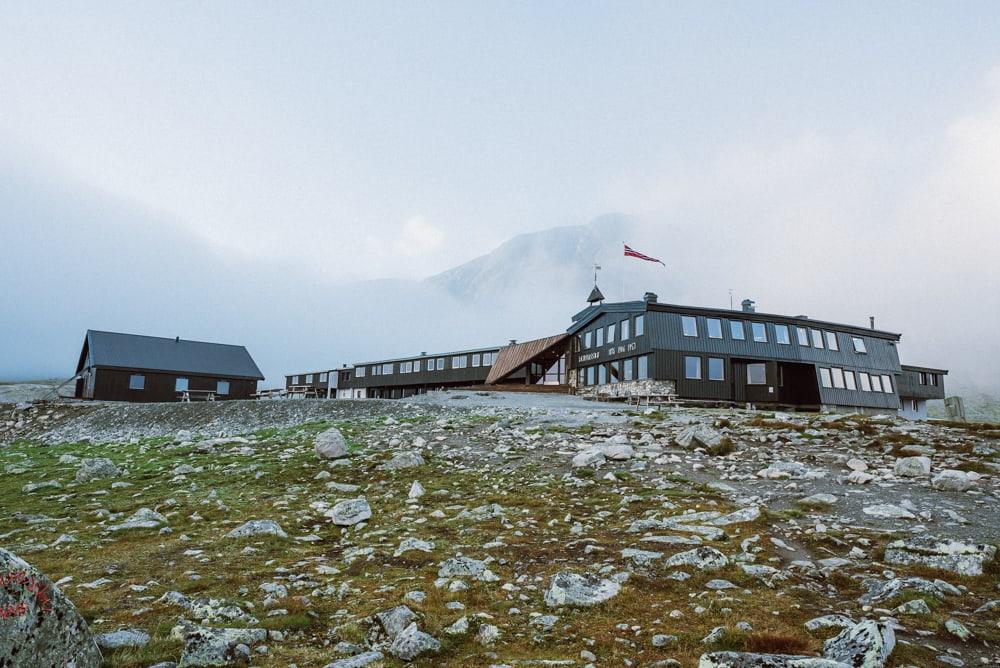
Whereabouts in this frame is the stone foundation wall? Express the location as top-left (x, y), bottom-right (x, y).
top-left (577, 379), bottom-right (676, 401)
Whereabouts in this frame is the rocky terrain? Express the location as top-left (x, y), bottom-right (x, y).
top-left (1, 392), bottom-right (998, 667)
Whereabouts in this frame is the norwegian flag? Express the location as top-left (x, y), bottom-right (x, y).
top-left (623, 243), bottom-right (665, 266)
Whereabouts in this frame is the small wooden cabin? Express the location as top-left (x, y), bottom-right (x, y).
top-left (74, 330), bottom-right (264, 402)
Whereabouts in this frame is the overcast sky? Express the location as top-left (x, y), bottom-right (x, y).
top-left (2, 3), bottom-right (999, 388)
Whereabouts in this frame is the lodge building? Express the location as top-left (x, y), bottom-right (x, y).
top-left (294, 289), bottom-right (947, 418)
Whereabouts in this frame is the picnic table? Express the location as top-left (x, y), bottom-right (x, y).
top-left (178, 389), bottom-right (216, 402)
top-left (286, 385), bottom-right (320, 399)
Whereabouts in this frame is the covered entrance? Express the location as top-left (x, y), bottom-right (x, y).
top-left (486, 334), bottom-right (572, 388)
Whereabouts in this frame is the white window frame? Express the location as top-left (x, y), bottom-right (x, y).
top-left (775, 324), bottom-right (790, 345)
top-left (825, 331), bottom-right (839, 351)
top-left (859, 372), bottom-right (871, 391)
top-left (880, 375), bottom-right (893, 393)
top-left (751, 322), bottom-right (767, 343)
top-left (708, 357), bottom-right (725, 381)
top-left (730, 321), bottom-right (745, 340)
top-left (472, 354), bottom-right (481, 367)
top-left (831, 367), bottom-right (845, 389)
top-left (382, 364), bottom-right (393, 375)
top-left (681, 316), bottom-right (698, 337)
top-left (638, 355), bottom-right (649, 379)
top-left (746, 363), bottom-right (767, 385)
top-left (844, 370), bottom-right (857, 391)
top-left (319, 372), bottom-right (328, 382)
top-left (707, 318), bottom-right (723, 339)
top-left (607, 323), bottom-right (615, 344)
top-left (810, 329), bottom-right (824, 348)
top-left (819, 368), bottom-right (833, 388)
top-left (356, 366), bottom-right (366, 378)
top-left (217, 380), bottom-right (229, 395)
top-left (852, 336), bottom-right (867, 353)
top-left (797, 327), bottom-right (810, 346)
top-left (175, 377), bottom-right (189, 392)
top-left (684, 356), bottom-right (701, 380)
top-left (620, 319), bottom-right (630, 341)
top-left (596, 328), bottom-right (604, 347)
top-left (129, 374), bottom-right (145, 390)
top-left (453, 355), bottom-right (468, 369)
top-left (635, 315), bottom-right (645, 337)
top-left (870, 374), bottom-right (883, 392)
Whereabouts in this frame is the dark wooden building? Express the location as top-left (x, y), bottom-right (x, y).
top-left (330, 289), bottom-right (947, 418)
top-left (74, 330), bottom-right (264, 402)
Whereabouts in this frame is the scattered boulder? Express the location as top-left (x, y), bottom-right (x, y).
top-left (76, 457), bottom-right (120, 482)
top-left (225, 519), bottom-right (287, 539)
top-left (108, 507), bottom-right (168, 532)
top-left (177, 626), bottom-right (266, 667)
top-left (437, 556), bottom-right (498, 582)
top-left (883, 536), bottom-right (997, 576)
top-left (387, 622), bottom-right (440, 661)
top-left (675, 425), bottom-right (723, 451)
top-left (0, 548), bottom-right (102, 668)
top-left (322, 651), bottom-right (385, 668)
top-left (894, 456), bottom-right (931, 477)
top-left (327, 498), bottom-right (372, 526)
top-left (823, 619), bottom-right (895, 668)
top-left (95, 628), bottom-right (151, 649)
top-left (662, 546), bottom-right (728, 571)
top-left (862, 504), bottom-right (914, 520)
top-left (379, 452), bottom-right (426, 471)
top-left (572, 449), bottom-right (605, 468)
top-left (931, 469), bottom-right (975, 492)
top-left (315, 427), bottom-right (350, 459)
top-left (544, 571), bottom-right (621, 607)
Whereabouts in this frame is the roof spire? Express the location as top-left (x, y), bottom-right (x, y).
top-left (587, 263), bottom-right (605, 304)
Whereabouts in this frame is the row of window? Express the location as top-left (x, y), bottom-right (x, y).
top-left (128, 374), bottom-right (230, 395)
top-left (578, 355), bottom-right (651, 386)
top-left (356, 351), bottom-right (499, 378)
top-left (819, 367), bottom-right (893, 394)
top-left (917, 372), bottom-right (940, 387)
top-left (683, 355), bottom-right (736, 382)
top-left (580, 314), bottom-right (645, 350)
top-left (680, 315), bottom-right (868, 354)
top-left (290, 372), bottom-right (328, 385)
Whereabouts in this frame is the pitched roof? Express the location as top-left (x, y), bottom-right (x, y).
top-left (81, 330), bottom-right (264, 380)
top-left (587, 285), bottom-right (605, 304)
top-left (485, 333), bottom-right (570, 384)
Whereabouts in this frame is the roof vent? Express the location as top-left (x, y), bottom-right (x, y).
top-left (420, 351), bottom-right (427, 356)
top-left (741, 299), bottom-right (756, 313)
top-left (870, 316), bottom-right (876, 330)
top-left (643, 292), bottom-right (658, 304)
top-left (175, 336), bottom-right (180, 343)
top-left (509, 339), bottom-right (517, 346)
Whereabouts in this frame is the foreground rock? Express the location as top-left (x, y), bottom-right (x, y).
top-left (315, 427), bottom-right (350, 459)
top-left (387, 622), bottom-right (441, 661)
top-left (76, 457), bottom-right (120, 482)
top-left (327, 497), bottom-right (372, 526)
top-left (225, 519), bottom-right (288, 539)
top-left (544, 571), bottom-right (621, 607)
top-left (0, 548), bottom-right (102, 667)
top-left (177, 626), bottom-right (266, 667)
top-left (884, 536), bottom-right (997, 576)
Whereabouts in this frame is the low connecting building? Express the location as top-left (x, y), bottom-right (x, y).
top-left (74, 330), bottom-right (264, 402)
top-left (314, 289), bottom-right (946, 418)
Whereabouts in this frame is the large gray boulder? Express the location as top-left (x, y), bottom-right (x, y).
top-left (0, 548), bottom-right (102, 667)
top-left (322, 652), bottom-right (385, 668)
top-left (177, 626), bottom-right (266, 667)
top-left (698, 653), bottom-right (848, 667)
top-left (931, 469), bottom-right (974, 492)
top-left (893, 456), bottom-right (931, 477)
top-left (663, 546), bottom-right (729, 571)
top-left (315, 428), bottom-right (350, 459)
top-left (883, 536), bottom-right (997, 576)
top-left (378, 451), bottom-right (426, 471)
top-left (327, 497), bottom-right (372, 526)
top-left (823, 619), bottom-right (895, 668)
top-left (675, 425), bottom-right (723, 451)
top-left (76, 457), bottom-right (120, 483)
top-left (544, 571), bottom-right (621, 607)
top-left (387, 622), bottom-right (440, 661)
top-left (225, 519), bottom-right (288, 539)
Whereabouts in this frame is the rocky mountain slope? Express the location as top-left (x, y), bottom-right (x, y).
top-left (1, 395), bottom-right (998, 667)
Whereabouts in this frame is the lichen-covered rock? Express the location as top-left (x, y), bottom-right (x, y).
top-left (322, 651), bottom-right (385, 668)
top-left (225, 519), bottom-right (287, 539)
top-left (437, 556), bottom-right (498, 581)
top-left (822, 619), bottom-right (895, 668)
top-left (76, 457), bottom-right (120, 482)
top-left (107, 507), bottom-right (168, 532)
top-left (883, 536), bottom-right (996, 576)
top-left (387, 622), bottom-right (440, 661)
top-left (698, 653), bottom-right (848, 667)
top-left (663, 546), bottom-right (729, 571)
top-left (544, 571), bottom-right (621, 607)
top-left (893, 456), bottom-right (931, 477)
top-left (327, 497), bottom-right (372, 526)
top-left (931, 469), bottom-right (974, 492)
top-left (378, 451), bottom-right (426, 471)
top-left (315, 427), bottom-right (350, 459)
top-left (177, 626), bottom-right (266, 666)
top-left (373, 605), bottom-right (417, 641)
top-left (95, 628), bottom-right (151, 649)
top-left (0, 548), bottom-right (102, 668)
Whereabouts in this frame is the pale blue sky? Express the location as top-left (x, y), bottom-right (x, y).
top-left (2, 3), bottom-right (1000, 386)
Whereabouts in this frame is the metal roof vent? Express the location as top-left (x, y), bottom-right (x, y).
top-left (509, 339), bottom-right (517, 346)
top-left (643, 292), bottom-right (658, 303)
top-left (741, 299), bottom-right (756, 313)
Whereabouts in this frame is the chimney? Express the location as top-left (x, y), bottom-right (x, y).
top-left (643, 292), bottom-right (658, 304)
top-left (869, 316), bottom-right (875, 330)
top-left (175, 336), bottom-right (180, 343)
top-left (509, 339), bottom-right (517, 346)
top-left (420, 352), bottom-right (427, 356)
top-left (741, 299), bottom-right (756, 313)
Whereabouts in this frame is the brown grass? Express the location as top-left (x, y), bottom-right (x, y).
top-left (747, 632), bottom-right (814, 655)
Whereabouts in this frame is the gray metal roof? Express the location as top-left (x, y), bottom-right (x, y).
top-left (81, 330), bottom-right (264, 379)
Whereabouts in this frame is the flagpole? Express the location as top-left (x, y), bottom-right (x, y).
top-left (621, 241), bottom-right (625, 301)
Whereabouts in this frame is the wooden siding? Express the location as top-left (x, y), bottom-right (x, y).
top-left (897, 368), bottom-right (946, 400)
top-left (89, 368), bottom-right (257, 402)
top-left (343, 350), bottom-right (522, 392)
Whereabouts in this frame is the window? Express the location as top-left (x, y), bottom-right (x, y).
top-left (356, 366), bottom-right (366, 377)
top-left (382, 364), bottom-right (393, 375)
top-left (217, 380), bottom-right (229, 395)
top-left (584, 331), bottom-right (592, 349)
top-left (453, 356), bottom-right (468, 369)
top-left (730, 321), bottom-right (745, 340)
top-left (598, 364), bottom-right (607, 384)
top-left (372, 366), bottom-right (381, 376)
top-left (859, 372), bottom-right (871, 391)
top-left (682, 316), bottom-right (698, 337)
top-left (881, 375), bottom-right (893, 393)
top-left (774, 324), bottom-right (790, 345)
top-left (831, 368), bottom-right (845, 389)
top-left (870, 374), bottom-right (883, 392)
top-left (638, 355), bottom-right (649, 379)
top-left (685, 356), bottom-right (702, 379)
top-left (635, 315), bottom-right (645, 336)
top-left (596, 327), bottom-right (604, 347)
top-left (586, 366), bottom-right (595, 385)
top-left (427, 359), bottom-right (436, 371)
top-left (400, 361), bottom-right (412, 373)
top-left (708, 358), bottom-right (725, 381)
top-left (751, 322), bottom-right (767, 343)
top-left (844, 371), bottom-right (857, 391)
top-left (306, 374), bottom-right (314, 383)
top-left (797, 327), bottom-right (810, 346)
top-left (472, 354), bottom-right (481, 367)
top-left (609, 360), bottom-right (621, 382)
top-left (436, 357), bottom-right (445, 370)
top-left (621, 319), bottom-right (630, 341)
top-left (129, 374), bottom-right (145, 390)
top-left (485, 352), bottom-right (496, 366)
top-left (175, 377), bottom-right (189, 392)
top-left (577, 369), bottom-right (584, 386)
top-left (319, 372), bottom-right (328, 382)
top-left (607, 323), bottom-right (616, 344)
top-left (810, 329), bottom-right (824, 348)
top-left (623, 358), bottom-right (634, 381)
top-left (825, 332), bottom-right (839, 351)
top-left (413, 360), bottom-right (421, 372)
top-left (929, 374), bottom-right (937, 386)
top-left (819, 368), bottom-right (833, 388)
top-left (918, 372), bottom-right (927, 385)
top-left (295, 375), bottom-right (303, 384)
top-left (852, 337), bottom-right (867, 353)
top-left (747, 363), bottom-right (767, 385)
top-left (707, 318), bottom-right (723, 339)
